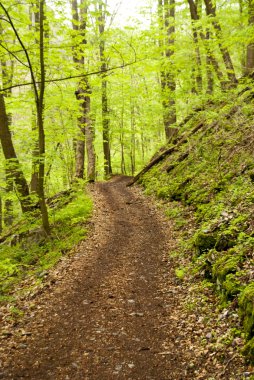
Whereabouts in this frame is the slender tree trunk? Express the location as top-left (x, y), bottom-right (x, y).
top-left (72, 0), bottom-right (96, 181)
top-left (75, 79), bottom-right (96, 181)
top-left (130, 100), bottom-right (136, 176)
top-left (84, 90), bottom-right (96, 182)
top-left (0, 23), bottom-right (14, 225)
top-left (29, 4), bottom-right (40, 193)
top-left (206, 31), bottom-right (214, 94)
top-left (203, 0), bottom-right (237, 85)
top-left (246, 0), bottom-right (254, 74)
top-left (98, 1), bottom-right (112, 178)
top-left (158, 0), bottom-right (177, 141)
top-left (120, 82), bottom-right (126, 175)
top-left (36, 0), bottom-right (50, 234)
top-left (188, 0), bottom-right (202, 92)
top-left (72, 0), bottom-right (85, 179)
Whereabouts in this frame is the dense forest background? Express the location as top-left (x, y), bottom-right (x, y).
top-left (0, 0), bottom-right (254, 368)
top-left (0, 0), bottom-right (253, 234)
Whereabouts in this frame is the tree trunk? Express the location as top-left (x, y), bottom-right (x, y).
top-left (130, 101), bottom-right (136, 176)
top-left (246, 0), bottom-right (254, 74)
top-left (0, 23), bottom-right (14, 225)
top-left (159, 0), bottom-right (177, 140)
top-left (120, 86), bottom-right (126, 175)
top-left (72, 0), bottom-right (96, 181)
top-left (75, 139), bottom-right (85, 178)
top-left (99, 1), bottom-right (112, 178)
top-left (0, 94), bottom-right (32, 213)
top-left (203, 0), bottom-right (237, 85)
top-left (187, 0), bottom-right (202, 92)
top-left (206, 33), bottom-right (214, 94)
top-left (84, 92), bottom-right (96, 182)
top-left (36, 0), bottom-right (50, 235)
top-left (29, 5), bottom-right (40, 193)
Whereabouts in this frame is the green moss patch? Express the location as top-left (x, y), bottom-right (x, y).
top-left (212, 251), bottom-right (243, 283)
top-left (193, 232), bottom-right (217, 256)
top-left (239, 283), bottom-right (254, 339)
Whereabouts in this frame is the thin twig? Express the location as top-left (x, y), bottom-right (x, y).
top-left (0, 58), bottom-right (145, 92)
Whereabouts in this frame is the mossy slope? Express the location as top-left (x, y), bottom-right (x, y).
top-left (139, 86), bottom-right (254, 362)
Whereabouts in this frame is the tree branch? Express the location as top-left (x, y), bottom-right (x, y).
top-left (0, 2), bottom-right (39, 101)
top-left (0, 58), bottom-right (145, 92)
top-left (0, 42), bottom-right (29, 68)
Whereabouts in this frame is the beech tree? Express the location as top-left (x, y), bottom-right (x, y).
top-left (71, 0), bottom-right (96, 181)
top-left (97, 0), bottom-right (112, 178)
top-left (158, 0), bottom-right (177, 140)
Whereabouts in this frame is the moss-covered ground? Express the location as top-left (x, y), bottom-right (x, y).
top-left (139, 85), bottom-right (254, 363)
top-left (0, 184), bottom-right (92, 303)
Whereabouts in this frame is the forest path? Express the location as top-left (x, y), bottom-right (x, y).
top-left (2, 177), bottom-right (204, 379)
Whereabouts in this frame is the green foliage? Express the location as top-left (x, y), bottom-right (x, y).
top-left (140, 84), bottom-right (254, 363)
top-left (175, 267), bottom-right (186, 280)
top-left (223, 273), bottom-right (243, 299)
top-left (242, 337), bottom-right (254, 363)
top-left (193, 232), bottom-right (216, 256)
top-left (239, 283), bottom-right (254, 339)
top-left (212, 252), bottom-right (243, 283)
top-left (0, 188), bottom-right (92, 297)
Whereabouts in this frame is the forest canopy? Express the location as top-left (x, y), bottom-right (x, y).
top-left (0, 0), bottom-right (253, 234)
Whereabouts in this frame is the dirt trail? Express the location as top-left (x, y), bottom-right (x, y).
top-left (0, 176), bottom-right (248, 379)
top-left (1, 176), bottom-right (185, 379)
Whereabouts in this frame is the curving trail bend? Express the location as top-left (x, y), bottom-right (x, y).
top-left (1, 176), bottom-right (199, 379)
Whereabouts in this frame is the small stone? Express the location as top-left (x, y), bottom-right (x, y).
top-left (18, 344), bottom-right (28, 349)
top-left (206, 333), bottom-right (212, 339)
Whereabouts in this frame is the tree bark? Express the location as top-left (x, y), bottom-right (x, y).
top-left (0, 94), bottom-right (32, 213)
top-left (246, 0), bottom-right (254, 74)
top-left (0, 22), bottom-right (14, 225)
top-left (72, 0), bottom-right (96, 181)
top-left (188, 0), bottom-right (202, 92)
top-left (99, 1), bottom-right (112, 178)
top-left (36, 0), bottom-right (50, 234)
top-left (159, 0), bottom-right (177, 140)
top-left (130, 100), bottom-right (136, 176)
top-left (29, 3), bottom-right (40, 193)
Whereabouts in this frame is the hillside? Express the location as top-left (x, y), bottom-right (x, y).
top-left (132, 84), bottom-right (254, 363)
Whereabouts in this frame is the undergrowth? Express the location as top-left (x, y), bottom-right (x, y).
top-left (0, 184), bottom-right (93, 301)
top-left (140, 86), bottom-right (254, 363)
